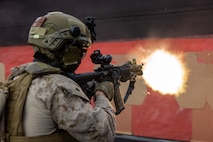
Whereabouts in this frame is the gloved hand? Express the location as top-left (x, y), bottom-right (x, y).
top-left (95, 81), bottom-right (114, 101)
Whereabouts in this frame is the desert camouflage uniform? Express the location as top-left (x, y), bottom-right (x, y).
top-left (11, 62), bottom-right (116, 142)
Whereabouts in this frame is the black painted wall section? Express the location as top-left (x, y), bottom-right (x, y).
top-left (0, 0), bottom-right (213, 46)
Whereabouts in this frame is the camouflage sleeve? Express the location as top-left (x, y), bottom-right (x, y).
top-left (51, 75), bottom-right (116, 142)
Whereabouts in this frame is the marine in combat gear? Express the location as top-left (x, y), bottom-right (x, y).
top-left (3, 12), bottom-right (116, 142)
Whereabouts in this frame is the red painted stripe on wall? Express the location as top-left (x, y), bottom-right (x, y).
top-left (2, 37), bottom-right (213, 141)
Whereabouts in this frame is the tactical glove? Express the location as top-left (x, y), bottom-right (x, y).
top-left (95, 81), bottom-right (114, 101)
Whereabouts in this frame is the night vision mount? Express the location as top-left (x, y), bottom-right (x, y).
top-left (83, 16), bottom-right (96, 43)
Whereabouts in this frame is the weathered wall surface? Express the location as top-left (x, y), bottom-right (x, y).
top-left (1, 37), bottom-right (213, 141)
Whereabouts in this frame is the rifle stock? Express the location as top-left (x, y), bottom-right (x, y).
top-left (66, 72), bottom-right (105, 85)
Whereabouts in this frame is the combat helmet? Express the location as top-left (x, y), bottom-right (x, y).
top-left (28, 11), bottom-right (96, 72)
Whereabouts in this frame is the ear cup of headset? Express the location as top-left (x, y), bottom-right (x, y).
top-left (70, 26), bottom-right (81, 37)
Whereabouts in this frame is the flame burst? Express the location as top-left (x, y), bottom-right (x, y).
top-left (142, 49), bottom-right (188, 96)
